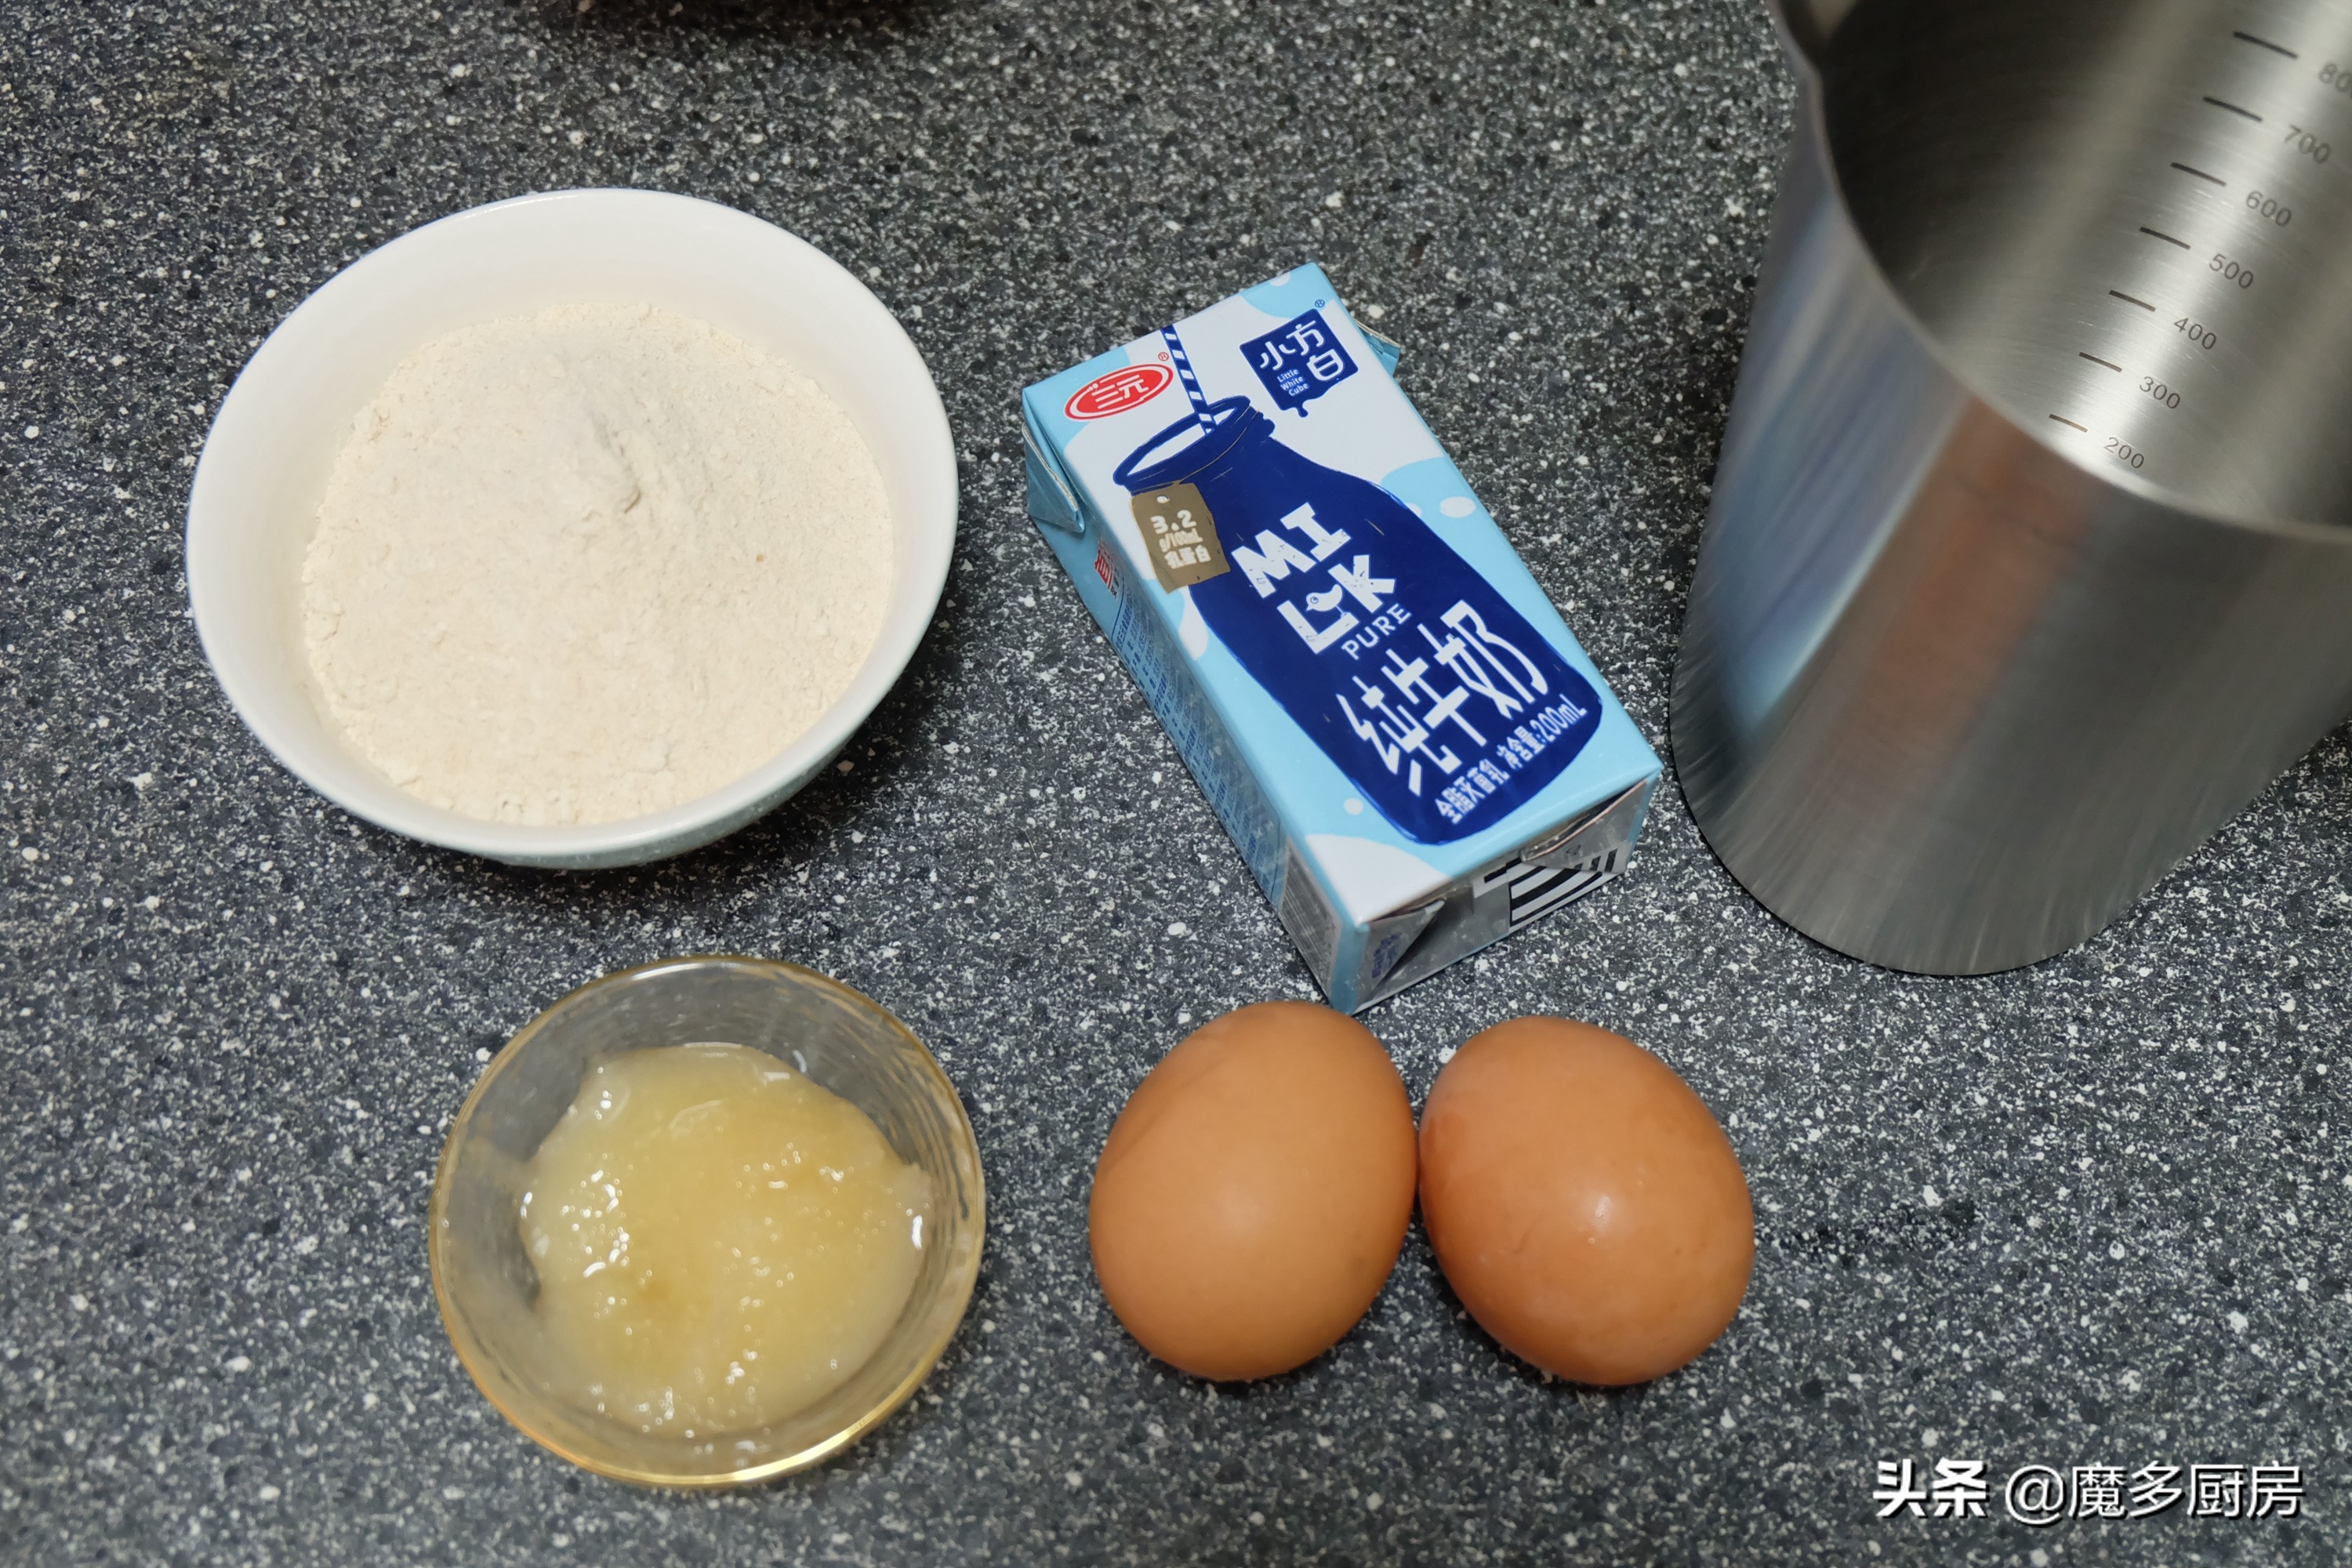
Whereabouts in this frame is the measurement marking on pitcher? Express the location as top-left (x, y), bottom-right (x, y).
top-left (2280, 124), bottom-right (2333, 162)
top-left (2139, 226), bottom-right (2191, 249)
top-left (2109, 290), bottom-right (2158, 311)
top-left (2078, 352), bottom-right (2123, 372)
top-left (2170, 162), bottom-right (2227, 186)
top-left (2049, 415), bottom-right (2089, 432)
top-left (2204, 96), bottom-right (2265, 122)
top-left (2232, 30), bottom-right (2299, 59)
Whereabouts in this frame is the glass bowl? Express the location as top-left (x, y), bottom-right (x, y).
top-left (428, 955), bottom-right (985, 1487)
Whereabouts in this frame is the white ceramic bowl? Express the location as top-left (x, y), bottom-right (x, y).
top-left (187, 189), bottom-right (956, 868)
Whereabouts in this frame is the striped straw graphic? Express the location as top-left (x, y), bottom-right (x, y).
top-left (1160, 326), bottom-right (1217, 433)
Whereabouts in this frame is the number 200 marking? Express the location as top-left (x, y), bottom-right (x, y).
top-left (2105, 437), bottom-right (2146, 470)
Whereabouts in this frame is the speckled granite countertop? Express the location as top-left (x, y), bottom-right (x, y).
top-left (4, 1), bottom-right (2348, 1563)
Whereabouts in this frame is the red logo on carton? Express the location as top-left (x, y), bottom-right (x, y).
top-left (1065, 363), bottom-right (1174, 421)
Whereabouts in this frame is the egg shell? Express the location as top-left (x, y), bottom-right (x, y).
top-left (1418, 1016), bottom-right (1754, 1386)
top-left (1087, 1001), bottom-right (1417, 1381)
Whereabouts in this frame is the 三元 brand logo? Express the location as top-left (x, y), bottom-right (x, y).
top-left (1065, 363), bottom-right (1175, 420)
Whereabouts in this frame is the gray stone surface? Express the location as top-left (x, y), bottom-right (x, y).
top-left (4, 0), bottom-right (2348, 1563)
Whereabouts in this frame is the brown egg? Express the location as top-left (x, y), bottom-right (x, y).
top-left (1419, 1017), bottom-right (1753, 1386)
top-left (1087, 1001), bottom-right (1417, 1381)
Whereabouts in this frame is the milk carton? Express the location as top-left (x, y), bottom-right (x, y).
top-left (1022, 265), bottom-right (1661, 1011)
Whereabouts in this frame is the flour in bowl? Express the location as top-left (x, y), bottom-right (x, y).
top-left (301, 302), bottom-right (892, 826)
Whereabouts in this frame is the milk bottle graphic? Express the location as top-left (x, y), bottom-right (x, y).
top-left (1112, 326), bottom-right (1602, 844)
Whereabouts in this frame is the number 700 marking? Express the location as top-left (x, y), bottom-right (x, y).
top-left (2283, 123), bottom-right (2333, 162)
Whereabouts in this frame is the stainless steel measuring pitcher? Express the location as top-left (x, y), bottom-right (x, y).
top-left (1673, 0), bottom-right (2352, 975)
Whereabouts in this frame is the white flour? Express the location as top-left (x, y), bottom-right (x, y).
top-left (301, 302), bottom-right (893, 826)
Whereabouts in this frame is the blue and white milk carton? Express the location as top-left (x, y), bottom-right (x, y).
top-left (1021, 265), bottom-right (1661, 1011)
